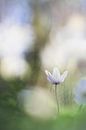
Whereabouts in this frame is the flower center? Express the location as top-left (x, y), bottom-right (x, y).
top-left (54, 82), bottom-right (60, 85)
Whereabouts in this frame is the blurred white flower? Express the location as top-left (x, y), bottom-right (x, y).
top-left (0, 24), bottom-right (35, 58)
top-left (74, 79), bottom-right (86, 105)
top-left (0, 57), bottom-right (29, 79)
top-left (18, 87), bottom-right (57, 119)
top-left (45, 67), bottom-right (68, 85)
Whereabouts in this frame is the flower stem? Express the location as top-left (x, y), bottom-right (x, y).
top-left (78, 105), bottom-right (83, 112)
top-left (55, 85), bottom-right (59, 113)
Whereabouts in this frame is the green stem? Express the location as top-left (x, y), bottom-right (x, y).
top-left (55, 85), bottom-right (59, 113)
top-left (78, 104), bottom-right (83, 112)
top-left (50, 84), bottom-right (52, 93)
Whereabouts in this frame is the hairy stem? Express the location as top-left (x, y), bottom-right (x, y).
top-left (78, 104), bottom-right (83, 112)
top-left (55, 85), bottom-right (59, 113)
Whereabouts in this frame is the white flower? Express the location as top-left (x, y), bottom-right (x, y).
top-left (45, 67), bottom-right (68, 85)
top-left (74, 79), bottom-right (86, 105)
top-left (18, 87), bottom-right (57, 119)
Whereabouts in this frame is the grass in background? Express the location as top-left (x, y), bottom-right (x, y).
top-left (0, 105), bottom-right (86, 130)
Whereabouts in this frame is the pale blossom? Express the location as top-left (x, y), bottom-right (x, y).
top-left (45, 67), bottom-right (68, 85)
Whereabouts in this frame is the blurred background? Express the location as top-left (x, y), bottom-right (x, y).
top-left (1, 0), bottom-right (86, 130)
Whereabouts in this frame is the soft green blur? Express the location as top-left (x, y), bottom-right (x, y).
top-left (0, 0), bottom-right (86, 130)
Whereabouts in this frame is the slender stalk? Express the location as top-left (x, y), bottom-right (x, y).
top-left (78, 105), bottom-right (83, 112)
top-left (50, 84), bottom-right (52, 93)
top-left (55, 85), bottom-right (59, 113)
top-left (63, 83), bottom-right (66, 106)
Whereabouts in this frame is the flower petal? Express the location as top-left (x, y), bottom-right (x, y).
top-left (52, 67), bottom-right (60, 81)
top-left (45, 70), bottom-right (49, 76)
top-left (60, 71), bottom-right (68, 83)
top-left (45, 70), bottom-right (55, 83)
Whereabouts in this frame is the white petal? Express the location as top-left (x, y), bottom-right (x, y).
top-left (45, 70), bottom-right (55, 83)
top-left (52, 67), bottom-right (60, 81)
top-left (45, 70), bottom-right (49, 76)
top-left (60, 71), bottom-right (68, 83)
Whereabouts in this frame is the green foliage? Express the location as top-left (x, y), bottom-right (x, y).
top-left (0, 105), bottom-right (86, 130)
top-left (0, 78), bottom-right (27, 108)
